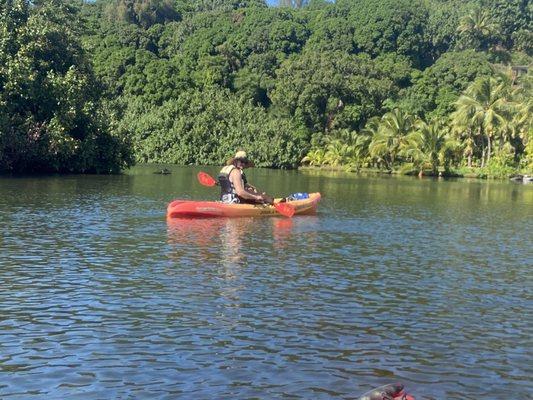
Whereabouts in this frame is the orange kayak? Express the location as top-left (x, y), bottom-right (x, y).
top-left (167, 192), bottom-right (321, 218)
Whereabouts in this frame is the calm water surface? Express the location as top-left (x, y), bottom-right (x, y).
top-left (1, 165), bottom-right (532, 399)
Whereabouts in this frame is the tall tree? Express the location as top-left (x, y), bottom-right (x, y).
top-left (452, 77), bottom-right (510, 166)
top-left (400, 120), bottom-right (456, 175)
top-left (342, 0), bottom-right (430, 67)
top-left (106, 0), bottom-right (180, 28)
top-left (368, 109), bottom-right (414, 170)
top-left (485, 0), bottom-right (531, 49)
top-left (457, 8), bottom-right (499, 51)
top-left (271, 51), bottom-right (411, 133)
top-left (0, 0), bottom-right (132, 172)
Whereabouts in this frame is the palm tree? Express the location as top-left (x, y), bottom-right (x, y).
top-left (513, 100), bottom-right (532, 141)
top-left (355, 117), bottom-right (378, 167)
top-left (337, 128), bottom-right (358, 146)
top-left (452, 77), bottom-right (510, 167)
top-left (399, 120), bottom-right (456, 175)
top-left (450, 114), bottom-right (477, 168)
top-left (323, 137), bottom-right (353, 166)
top-left (457, 8), bottom-right (499, 51)
top-left (301, 148), bottom-right (326, 166)
top-left (361, 117), bottom-right (380, 137)
top-left (369, 109), bottom-right (414, 171)
top-left (349, 133), bottom-right (372, 169)
top-left (507, 74), bottom-right (533, 154)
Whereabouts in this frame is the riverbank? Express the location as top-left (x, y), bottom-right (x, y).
top-left (298, 165), bottom-right (532, 181)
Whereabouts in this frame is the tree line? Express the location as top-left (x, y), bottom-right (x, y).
top-left (0, 0), bottom-right (531, 175)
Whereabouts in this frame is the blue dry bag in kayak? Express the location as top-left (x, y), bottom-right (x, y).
top-left (287, 192), bottom-right (309, 201)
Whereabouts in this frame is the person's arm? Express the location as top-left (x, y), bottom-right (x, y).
top-left (230, 169), bottom-right (263, 202)
top-left (244, 183), bottom-right (258, 193)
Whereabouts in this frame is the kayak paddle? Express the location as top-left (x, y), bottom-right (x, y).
top-left (197, 171), bottom-right (218, 187)
top-left (196, 171), bottom-right (295, 217)
top-left (272, 201), bottom-right (295, 217)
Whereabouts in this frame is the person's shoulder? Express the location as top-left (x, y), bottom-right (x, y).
top-left (220, 165), bottom-right (234, 174)
top-left (229, 167), bottom-right (241, 177)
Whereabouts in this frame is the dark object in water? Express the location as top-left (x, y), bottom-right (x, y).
top-left (357, 383), bottom-right (415, 400)
top-left (154, 168), bottom-right (171, 175)
top-left (510, 174), bottom-right (532, 183)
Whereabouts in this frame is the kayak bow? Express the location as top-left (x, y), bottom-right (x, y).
top-left (357, 383), bottom-right (415, 400)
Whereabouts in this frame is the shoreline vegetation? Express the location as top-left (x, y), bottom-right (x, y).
top-left (0, 0), bottom-right (531, 177)
top-left (298, 165), bottom-right (530, 181)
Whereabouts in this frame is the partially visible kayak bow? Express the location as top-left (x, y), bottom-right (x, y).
top-left (357, 383), bottom-right (415, 400)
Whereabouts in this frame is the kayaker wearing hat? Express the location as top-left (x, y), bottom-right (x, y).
top-left (218, 151), bottom-right (273, 204)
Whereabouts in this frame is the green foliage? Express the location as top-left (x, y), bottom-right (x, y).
top-left (3, 0), bottom-right (530, 174)
top-left (226, 7), bottom-right (309, 59)
top-left (0, 0), bottom-right (132, 173)
top-left (399, 120), bottom-right (457, 174)
top-left (106, 0), bottom-right (181, 29)
top-left (339, 0), bottom-right (430, 67)
top-left (232, 52), bottom-right (278, 106)
top-left (302, 74), bottom-right (530, 178)
top-left (279, 0), bottom-right (308, 8)
top-left (368, 109), bottom-right (414, 170)
top-left (522, 131), bottom-right (533, 172)
top-left (271, 51), bottom-right (413, 133)
top-left (301, 148), bottom-right (326, 166)
top-left (452, 76), bottom-right (511, 166)
top-left (306, 12), bottom-right (355, 53)
top-left (180, 0), bottom-right (267, 13)
top-left (484, 0), bottom-right (532, 50)
top-left (512, 29), bottom-right (533, 55)
top-left (396, 50), bottom-right (494, 118)
top-left (424, 1), bottom-right (467, 60)
top-left (456, 7), bottom-right (500, 52)
top-left (301, 128), bottom-right (373, 171)
top-left (120, 88), bottom-right (308, 168)
top-left (482, 150), bottom-right (518, 178)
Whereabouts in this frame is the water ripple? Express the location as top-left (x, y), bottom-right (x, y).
top-left (1, 170), bottom-right (532, 399)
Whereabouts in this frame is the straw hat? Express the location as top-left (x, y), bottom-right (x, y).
top-left (227, 150), bottom-right (254, 166)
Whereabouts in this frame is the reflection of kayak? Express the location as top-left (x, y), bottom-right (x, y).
top-left (167, 193), bottom-right (321, 218)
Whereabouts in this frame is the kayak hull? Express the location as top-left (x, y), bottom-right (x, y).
top-left (167, 192), bottom-right (321, 218)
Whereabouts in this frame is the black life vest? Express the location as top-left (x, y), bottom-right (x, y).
top-left (218, 165), bottom-right (248, 202)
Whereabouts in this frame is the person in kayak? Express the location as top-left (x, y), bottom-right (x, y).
top-left (218, 150), bottom-right (273, 204)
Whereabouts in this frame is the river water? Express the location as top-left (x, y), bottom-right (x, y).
top-left (1, 165), bottom-right (532, 399)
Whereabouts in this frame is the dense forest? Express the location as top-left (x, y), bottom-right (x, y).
top-left (0, 0), bottom-right (531, 176)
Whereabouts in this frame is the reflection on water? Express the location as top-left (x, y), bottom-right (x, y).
top-left (0, 165), bottom-right (532, 399)
top-left (166, 217), bottom-right (302, 275)
top-left (167, 217), bottom-right (251, 280)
